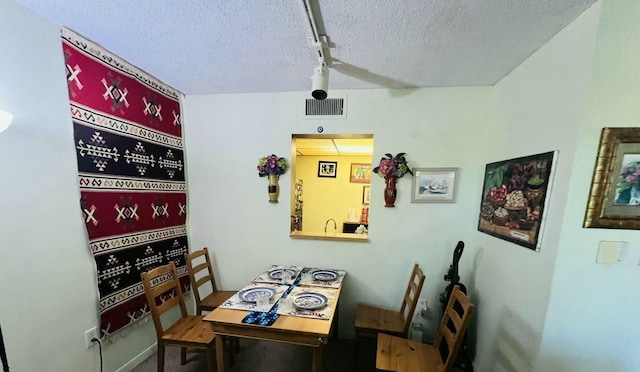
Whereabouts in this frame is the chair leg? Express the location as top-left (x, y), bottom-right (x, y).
top-left (157, 343), bottom-right (165, 372)
top-left (180, 346), bottom-right (187, 365)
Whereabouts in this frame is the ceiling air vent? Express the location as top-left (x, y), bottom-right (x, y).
top-left (303, 96), bottom-right (347, 119)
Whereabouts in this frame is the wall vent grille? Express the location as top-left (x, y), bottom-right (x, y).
top-left (303, 97), bottom-right (347, 119)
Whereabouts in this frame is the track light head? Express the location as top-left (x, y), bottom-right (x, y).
top-left (0, 108), bottom-right (13, 133)
top-left (311, 65), bottom-right (329, 100)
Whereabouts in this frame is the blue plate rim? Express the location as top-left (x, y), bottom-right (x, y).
top-left (311, 269), bottom-right (339, 281)
top-left (268, 268), bottom-right (296, 279)
top-left (237, 286), bottom-right (276, 303)
top-left (293, 292), bottom-right (328, 310)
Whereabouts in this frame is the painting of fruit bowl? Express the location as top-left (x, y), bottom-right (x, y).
top-left (477, 151), bottom-right (556, 251)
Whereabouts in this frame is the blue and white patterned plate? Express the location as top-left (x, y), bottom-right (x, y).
top-left (293, 292), bottom-right (328, 310)
top-left (237, 287), bottom-right (276, 303)
top-left (268, 268), bottom-right (296, 279)
top-left (311, 270), bottom-right (338, 281)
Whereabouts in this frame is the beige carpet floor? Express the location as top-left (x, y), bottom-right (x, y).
top-left (131, 337), bottom-right (377, 372)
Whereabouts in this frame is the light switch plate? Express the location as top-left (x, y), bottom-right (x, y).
top-left (596, 241), bottom-right (627, 264)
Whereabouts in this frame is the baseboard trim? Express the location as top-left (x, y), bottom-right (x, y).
top-left (115, 342), bottom-right (157, 372)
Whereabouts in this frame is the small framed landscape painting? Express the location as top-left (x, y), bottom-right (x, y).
top-left (318, 161), bottom-right (337, 178)
top-left (411, 167), bottom-right (458, 203)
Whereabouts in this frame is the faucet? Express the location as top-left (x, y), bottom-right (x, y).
top-left (324, 218), bottom-right (337, 233)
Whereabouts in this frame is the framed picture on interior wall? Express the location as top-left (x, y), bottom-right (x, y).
top-left (362, 185), bottom-right (371, 205)
top-left (318, 161), bottom-right (337, 178)
top-left (411, 167), bottom-right (459, 203)
top-left (584, 127), bottom-right (640, 229)
top-left (350, 163), bottom-right (372, 183)
top-left (477, 151), bottom-right (557, 251)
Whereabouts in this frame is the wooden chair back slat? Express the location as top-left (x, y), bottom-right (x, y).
top-left (152, 281), bottom-right (179, 299)
top-left (156, 296), bottom-right (183, 316)
top-left (195, 275), bottom-right (212, 289)
top-left (193, 262), bottom-right (211, 276)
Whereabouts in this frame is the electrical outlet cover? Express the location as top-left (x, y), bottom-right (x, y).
top-left (85, 327), bottom-right (98, 348)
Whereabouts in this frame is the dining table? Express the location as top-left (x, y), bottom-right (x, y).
top-left (203, 265), bottom-right (345, 372)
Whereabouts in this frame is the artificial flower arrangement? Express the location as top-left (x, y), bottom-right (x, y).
top-left (257, 154), bottom-right (287, 178)
top-left (616, 160), bottom-right (640, 204)
top-left (373, 153), bottom-right (413, 179)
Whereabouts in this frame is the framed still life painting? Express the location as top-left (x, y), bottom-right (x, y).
top-left (477, 151), bottom-right (557, 251)
top-left (584, 127), bottom-right (640, 229)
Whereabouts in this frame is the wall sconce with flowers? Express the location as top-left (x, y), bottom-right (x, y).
top-left (373, 152), bottom-right (413, 207)
top-left (257, 154), bottom-right (288, 203)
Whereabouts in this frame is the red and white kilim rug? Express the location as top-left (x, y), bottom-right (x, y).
top-left (61, 28), bottom-right (189, 338)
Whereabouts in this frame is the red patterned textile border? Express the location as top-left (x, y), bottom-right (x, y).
top-left (61, 28), bottom-right (189, 337)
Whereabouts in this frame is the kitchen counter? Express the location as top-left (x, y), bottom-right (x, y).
top-left (343, 222), bottom-right (368, 233)
top-left (290, 230), bottom-right (368, 242)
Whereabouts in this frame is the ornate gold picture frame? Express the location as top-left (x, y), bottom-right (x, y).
top-left (584, 127), bottom-right (640, 229)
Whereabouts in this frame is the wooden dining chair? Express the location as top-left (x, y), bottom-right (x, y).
top-left (354, 263), bottom-right (425, 370)
top-left (141, 261), bottom-right (216, 372)
top-left (355, 263), bottom-right (426, 340)
top-left (184, 247), bottom-right (237, 314)
top-left (185, 247), bottom-right (239, 353)
top-left (376, 285), bottom-right (474, 372)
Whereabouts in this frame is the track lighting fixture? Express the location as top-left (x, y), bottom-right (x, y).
top-left (311, 63), bottom-right (329, 100)
top-left (302, 0), bottom-right (330, 100)
top-left (0, 108), bottom-right (13, 133)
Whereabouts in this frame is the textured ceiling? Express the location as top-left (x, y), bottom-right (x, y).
top-left (14, 0), bottom-right (597, 95)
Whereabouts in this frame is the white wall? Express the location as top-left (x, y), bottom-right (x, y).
top-left (538, 0), bottom-right (640, 371)
top-left (472, 2), bottom-right (602, 371)
top-left (471, 1), bottom-right (640, 370)
top-left (0, 1), bottom-right (159, 371)
top-left (183, 87), bottom-right (493, 344)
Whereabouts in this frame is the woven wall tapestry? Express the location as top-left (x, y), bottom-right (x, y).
top-left (61, 28), bottom-right (189, 338)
